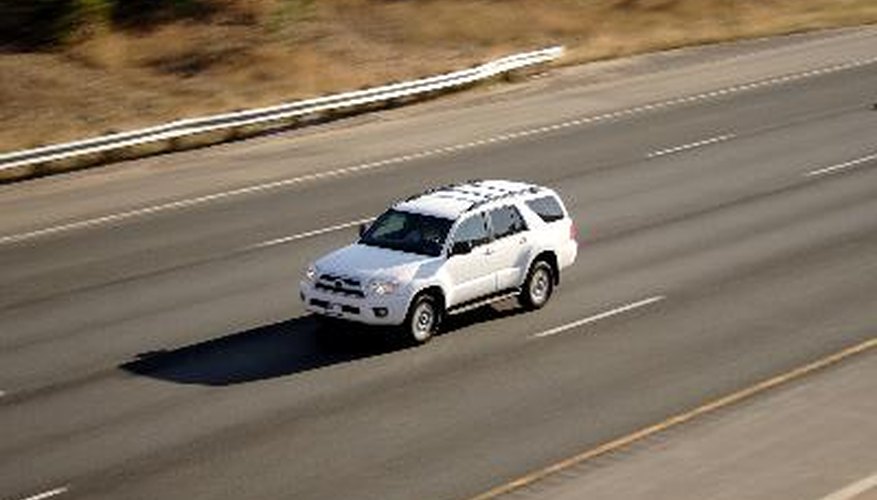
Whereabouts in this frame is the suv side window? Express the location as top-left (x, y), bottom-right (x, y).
top-left (525, 195), bottom-right (565, 223)
top-left (489, 205), bottom-right (527, 240)
top-left (451, 213), bottom-right (490, 248)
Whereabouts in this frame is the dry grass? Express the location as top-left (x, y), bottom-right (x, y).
top-left (2, 0), bottom-right (877, 152)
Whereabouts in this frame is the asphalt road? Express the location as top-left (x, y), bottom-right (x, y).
top-left (1, 28), bottom-right (876, 500)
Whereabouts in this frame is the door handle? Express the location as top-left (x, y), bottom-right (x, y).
top-left (484, 247), bottom-right (494, 255)
top-left (519, 236), bottom-right (527, 244)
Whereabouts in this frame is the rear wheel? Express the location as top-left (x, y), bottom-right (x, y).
top-left (404, 294), bottom-right (440, 344)
top-left (520, 260), bottom-right (554, 310)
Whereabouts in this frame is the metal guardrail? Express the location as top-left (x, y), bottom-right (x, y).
top-left (0, 46), bottom-right (563, 173)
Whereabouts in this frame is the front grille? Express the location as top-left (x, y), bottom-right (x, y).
top-left (316, 273), bottom-right (365, 298)
top-left (309, 299), bottom-right (360, 316)
top-left (310, 299), bottom-right (330, 309)
top-left (320, 273), bottom-right (362, 287)
top-left (315, 283), bottom-right (365, 297)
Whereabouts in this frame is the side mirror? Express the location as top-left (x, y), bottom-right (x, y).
top-left (450, 240), bottom-right (473, 256)
top-left (358, 223), bottom-right (370, 238)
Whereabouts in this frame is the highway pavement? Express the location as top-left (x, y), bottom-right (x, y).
top-left (1, 27), bottom-right (876, 500)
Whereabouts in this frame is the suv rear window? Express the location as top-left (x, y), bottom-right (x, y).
top-left (526, 196), bottom-right (565, 223)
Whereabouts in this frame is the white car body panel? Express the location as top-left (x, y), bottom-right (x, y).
top-left (442, 247), bottom-right (495, 307)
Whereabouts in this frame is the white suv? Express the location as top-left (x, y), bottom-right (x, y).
top-left (300, 180), bottom-right (577, 343)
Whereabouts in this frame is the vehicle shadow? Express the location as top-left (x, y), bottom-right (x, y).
top-left (120, 316), bottom-right (409, 386)
top-left (121, 304), bottom-right (524, 386)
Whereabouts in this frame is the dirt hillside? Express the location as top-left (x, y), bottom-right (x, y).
top-left (2, 0), bottom-right (876, 152)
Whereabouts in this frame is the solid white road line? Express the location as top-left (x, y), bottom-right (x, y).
top-left (818, 472), bottom-right (877, 500)
top-left (807, 152), bottom-right (877, 177)
top-left (532, 295), bottom-right (666, 339)
top-left (16, 486), bottom-right (68, 500)
top-left (245, 218), bottom-right (374, 250)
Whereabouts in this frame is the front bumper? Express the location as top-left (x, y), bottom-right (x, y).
top-left (299, 281), bottom-right (409, 326)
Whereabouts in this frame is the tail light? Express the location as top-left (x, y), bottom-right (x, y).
top-left (570, 221), bottom-right (579, 243)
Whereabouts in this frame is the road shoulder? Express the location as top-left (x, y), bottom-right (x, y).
top-left (495, 348), bottom-right (877, 500)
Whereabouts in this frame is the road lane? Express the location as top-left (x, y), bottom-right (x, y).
top-left (2, 165), bottom-right (874, 498)
top-left (1, 60), bottom-right (876, 311)
top-left (2, 203), bottom-right (872, 499)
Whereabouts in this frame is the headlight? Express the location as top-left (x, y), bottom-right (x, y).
top-left (304, 264), bottom-right (318, 282)
top-left (368, 278), bottom-right (400, 296)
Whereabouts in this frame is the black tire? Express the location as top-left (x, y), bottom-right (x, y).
top-left (520, 260), bottom-right (554, 310)
top-left (403, 294), bottom-right (440, 344)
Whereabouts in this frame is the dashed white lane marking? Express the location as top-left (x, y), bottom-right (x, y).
top-left (806, 152), bottom-right (877, 177)
top-left (818, 471), bottom-right (877, 500)
top-left (201, 147), bottom-right (877, 253)
top-left (245, 218), bottom-right (374, 250)
top-left (532, 295), bottom-right (666, 339)
top-left (647, 134), bottom-right (736, 159)
top-left (16, 486), bottom-right (68, 500)
top-left (2, 56), bottom-right (876, 247)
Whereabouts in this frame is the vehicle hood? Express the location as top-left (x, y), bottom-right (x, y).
top-left (314, 243), bottom-right (439, 282)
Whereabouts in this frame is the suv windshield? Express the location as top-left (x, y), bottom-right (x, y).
top-left (360, 209), bottom-right (453, 257)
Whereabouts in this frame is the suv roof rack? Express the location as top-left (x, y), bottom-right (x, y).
top-left (402, 179), bottom-right (485, 202)
top-left (399, 180), bottom-right (542, 214)
top-left (465, 185), bottom-right (541, 212)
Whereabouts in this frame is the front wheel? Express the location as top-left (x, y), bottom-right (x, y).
top-left (520, 261), bottom-right (554, 310)
top-left (403, 294), bottom-right (440, 344)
